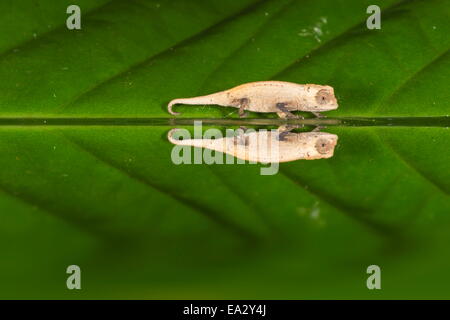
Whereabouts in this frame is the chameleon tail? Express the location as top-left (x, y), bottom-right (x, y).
top-left (167, 91), bottom-right (230, 116)
top-left (167, 129), bottom-right (185, 144)
top-left (167, 100), bottom-right (184, 116)
top-left (168, 129), bottom-right (222, 150)
top-left (167, 129), bottom-right (203, 147)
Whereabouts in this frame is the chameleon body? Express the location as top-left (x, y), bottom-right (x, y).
top-left (168, 81), bottom-right (338, 118)
top-left (168, 128), bottom-right (338, 163)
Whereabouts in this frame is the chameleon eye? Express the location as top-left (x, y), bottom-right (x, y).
top-left (315, 138), bottom-right (332, 154)
top-left (315, 89), bottom-right (332, 105)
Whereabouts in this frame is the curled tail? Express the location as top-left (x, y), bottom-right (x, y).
top-left (167, 91), bottom-right (230, 116)
top-left (167, 99), bottom-right (187, 116)
top-left (167, 128), bottom-right (187, 144)
top-left (167, 128), bottom-right (203, 147)
top-left (167, 128), bottom-right (219, 149)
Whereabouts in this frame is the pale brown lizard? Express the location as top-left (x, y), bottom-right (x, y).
top-left (168, 127), bottom-right (338, 163)
top-left (168, 81), bottom-right (338, 118)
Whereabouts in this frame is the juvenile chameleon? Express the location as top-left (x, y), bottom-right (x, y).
top-left (168, 81), bottom-right (338, 118)
top-left (168, 127), bottom-right (338, 163)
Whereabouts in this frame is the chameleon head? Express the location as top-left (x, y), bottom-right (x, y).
top-left (301, 85), bottom-right (338, 112)
top-left (298, 132), bottom-right (338, 159)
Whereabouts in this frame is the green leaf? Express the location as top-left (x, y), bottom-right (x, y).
top-left (0, 0), bottom-right (449, 299)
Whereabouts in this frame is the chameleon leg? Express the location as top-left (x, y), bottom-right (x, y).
top-left (238, 98), bottom-right (249, 118)
top-left (234, 127), bottom-right (249, 146)
top-left (276, 103), bottom-right (298, 119)
top-left (277, 124), bottom-right (301, 132)
top-left (312, 125), bottom-right (326, 132)
top-left (234, 135), bottom-right (249, 146)
top-left (276, 112), bottom-right (288, 119)
top-left (276, 124), bottom-right (300, 141)
top-left (312, 111), bottom-right (325, 118)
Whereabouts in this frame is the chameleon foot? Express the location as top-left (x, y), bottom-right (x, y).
top-left (312, 111), bottom-right (325, 118)
top-left (276, 103), bottom-right (298, 119)
top-left (276, 124), bottom-right (300, 141)
top-left (312, 125), bottom-right (326, 132)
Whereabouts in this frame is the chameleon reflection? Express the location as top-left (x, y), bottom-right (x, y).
top-left (168, 126), bottom-right (338, 163)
